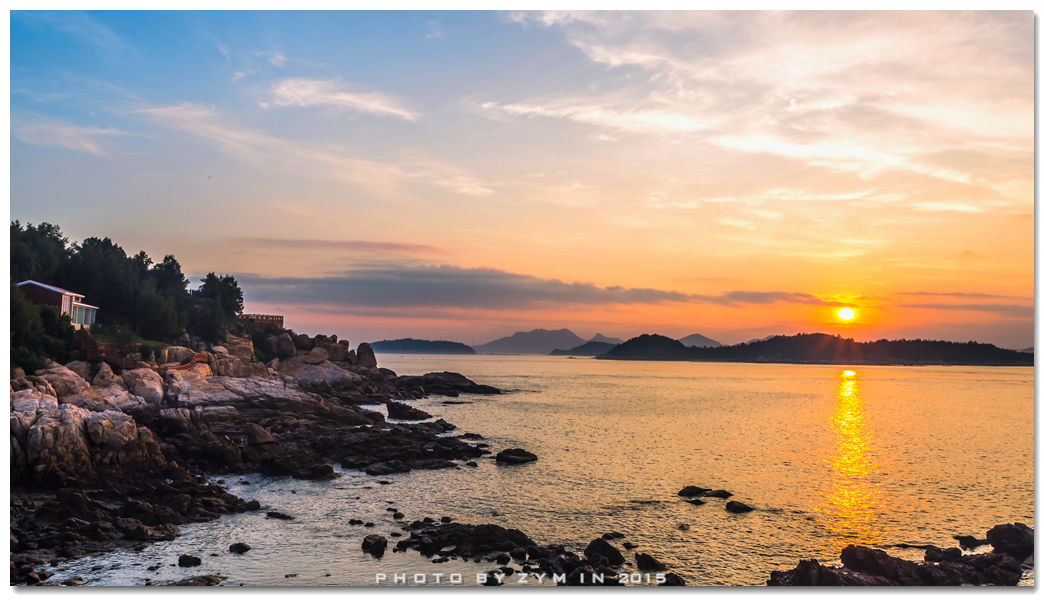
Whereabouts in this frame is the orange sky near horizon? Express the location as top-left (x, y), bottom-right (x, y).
top-left (10, 11), bottom-right (1035, 348)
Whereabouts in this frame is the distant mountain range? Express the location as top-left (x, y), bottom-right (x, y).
top-left (370, 338), bottom-right (476, 354)
top-left (600, 333), bottom-right (1032, 366)
top-left (677, 333), bottom-right (722, 348)
top-left (549, 341), bottom-right (618, 356)
top-left (589, 333), bottom-right (624, 344)
top-left (473, 329), bottom-right (588, 354)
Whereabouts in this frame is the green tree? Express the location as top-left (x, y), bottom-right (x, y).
top-left (10, 221), bottom-right (68, 283)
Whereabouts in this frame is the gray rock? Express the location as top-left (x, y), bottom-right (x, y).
top-left (357, 343), bottom-right (378, 368)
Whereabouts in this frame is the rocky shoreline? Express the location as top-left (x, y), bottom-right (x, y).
top-left (769, 523), bottom-right (1034, 586)
top-left (9, 335), bottom-right (517, 586)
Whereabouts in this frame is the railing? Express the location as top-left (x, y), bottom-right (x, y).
top-left (163, 353), bottom-right (212, 373)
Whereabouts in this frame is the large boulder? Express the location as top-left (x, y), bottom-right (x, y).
top-left (986, 523), bottom-right (1034, 562)
top-left (386, 401), bottom-right (432, 421)
top-left (357, 343), bottom-right (378, 368)
top-left (496, 448), bottom-right (538, 465)
top-left (266, 334), bottom-right (296, 357)
top-left (86, 410), bottom-right (138, 449)
top-left (292, 333), bottom-right (314, 351)
top-left (162, 346), bottom-right (196, 365)
top-left (304, 347), bottom-right (329, 365)
top-left (64, 360), bottom-right (92, 381)
top-left (584, 538), bottom-right (625, 565)
top-left (91, 362), bottom-right (121, 388)
top-left (122, 369), bottom-right (165, 406)
top-left (276, 357), bottom-right (364, 397)
top-left (10, 388), bottom-right (59, 413)
top-left (35, 362), bottom-right (92, 399)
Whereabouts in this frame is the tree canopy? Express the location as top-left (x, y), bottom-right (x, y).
top-left (10, 220), bottom-right (246, 370)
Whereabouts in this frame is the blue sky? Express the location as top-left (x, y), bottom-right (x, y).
top-left (10, 11), bottom-right (1034, 347)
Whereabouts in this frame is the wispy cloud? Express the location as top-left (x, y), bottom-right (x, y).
top-left (495, 11), bottom-right (1031, 190)
top-left (138, 103), bottom-right (403, 188)
top-left (15, 11), bottom-right (127, 55)
top-left (12, 114), bottom-right (133, 155)
top-left (901, 303), bottom-right (1033, 318)
top-left (237, 264), bottom-right (840, 311)
top-left (255, 49), bottom-right (287, 66)
top-left (138, 103), bottom-right (487, 196)
top-left (236, 238), bottom-right (449, 257)
top-left (263, 78), bottom-right (419, 121)
top-left (898, 291), bottom-right (1027, 300)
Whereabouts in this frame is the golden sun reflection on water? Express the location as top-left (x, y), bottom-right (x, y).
top-left (815, 369), bottom-right (884, 557)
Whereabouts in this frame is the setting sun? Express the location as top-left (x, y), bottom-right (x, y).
top-left (838, 308), bottom-right (856, 321)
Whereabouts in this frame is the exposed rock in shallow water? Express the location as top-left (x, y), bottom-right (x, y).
top-left (584, 537), bottom-right (625, 565)
top-left (768, 540), bottom-right (1026, 586)
top-left (386, 401), bottom-right (432, 421)
top-left (986, 523), bottom-right (1034, 563)
top-left (362, 535), bottom-right (388, 557)
top-left (725, 501), bottom-right (753, 513)
top-left (636, 552), bottom-right (667, 572)
top-left (496, 448), bottom-right (537, 465)
top-left (229, 543), bottom-right (251, 554)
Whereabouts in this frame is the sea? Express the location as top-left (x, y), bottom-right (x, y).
top-left (45, 354), bottom-right (1035, 586)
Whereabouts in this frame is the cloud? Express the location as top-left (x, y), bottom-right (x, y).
top-left (482, 101), bottom-right (718, 134)
top-left (255, 49), bottom-right (287, 66)
top-left (901, 303), bottom-right (1033, 318)
top-left (236, 238), bottom-right (449, 257)
top-left (494, 11), bottom-right (1031, 190)
top-left (12, 114), bottom-right (133, 155)
top-left (138, 103), bottom-right (489, 196)
top-left (137, 103), bottom-right (404, 188)
top-left (236, 263), bottom-right (838, 311)
top-left (898, 291), bottom-right (1021, 300)
top-left (264, 78), bottom-right (419, 121)
top-left (16, 11), bottom-right (127, 55)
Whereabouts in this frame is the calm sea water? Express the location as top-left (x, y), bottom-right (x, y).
top-left (48, 355), bottom-right (1034, 586)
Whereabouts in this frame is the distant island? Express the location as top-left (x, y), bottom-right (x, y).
top-left (370, 338), bottom-right (476, 354)
top-left (600, 333), bottom-right (1033, 366)
top-left (549, 340), bottom-right (618, 356)
top-left (677, 333), bottom-right (722, 347)
top-left (473, 328), bottom-right (589, 354)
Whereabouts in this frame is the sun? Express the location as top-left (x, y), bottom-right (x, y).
top-left (837, 307), bottom-right (856, 321)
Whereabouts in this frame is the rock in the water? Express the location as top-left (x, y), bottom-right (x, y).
top-left (678, 486), bottom-right (710, 497)
top-left (602, 531), bottom-right (624, 540)
top-left (986, 523), bottom-right (1034, 562)
top-left (725, 501), bottom-right (754, 513)
top-left (496, 448), bottom-right (538, 465)
top-left (704, 489), bottom-right (732, 499)
top-left (584, 538), bottom-right (625, 565)
top-left (386, 401), bottom-right (432, 421)
top-left (174, 575), bottom-right (223, 586)
top-left (178, 554), bottom-right (202, 567)
top-left (924, 547), bottom-right (962, 562)
top-left (362, 535), bottom-right (388, 557)
top-left (229, 543), bottom-right (251, 554)
top-left (953, 534), bottom-right (988, 549)
top-left (266, 511), bottom-right (294, 520)
top-left (769, 543), bottom-right (1024, 586)
top-left (660, 572), bottom-right (686, 586)
top-left (636, 552), bottom-right (667, 572)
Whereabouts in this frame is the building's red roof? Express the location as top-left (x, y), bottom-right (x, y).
top-left (17, 280), bottom-right (85, 298)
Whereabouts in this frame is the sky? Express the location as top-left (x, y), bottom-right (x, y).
top-left (10, 10), bottom-right (1035, 348)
